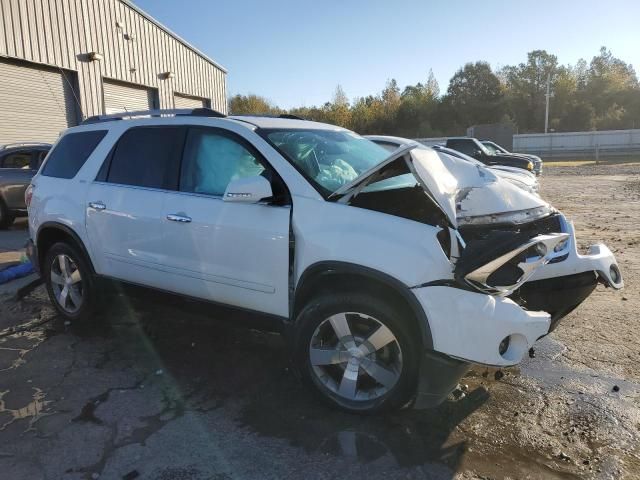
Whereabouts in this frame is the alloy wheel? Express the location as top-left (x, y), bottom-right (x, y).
top-left (50, 254), bottom-right (83, 314)
top-left (309, 312), bottom-right (403, 403)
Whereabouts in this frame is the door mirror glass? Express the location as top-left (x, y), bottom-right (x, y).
top-left (223, 175), bottom-right (273, 203)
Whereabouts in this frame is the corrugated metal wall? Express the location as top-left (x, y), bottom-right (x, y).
top-left (0, 0), bottom-right (227, 117)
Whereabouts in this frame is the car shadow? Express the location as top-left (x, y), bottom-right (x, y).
top-left (72, 290), bottom-right (490, 477)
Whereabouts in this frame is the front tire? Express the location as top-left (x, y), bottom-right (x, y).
top-left (293, 293), bottom-right (420, 414)
top-left (43, 242), bottom-right (97, 324)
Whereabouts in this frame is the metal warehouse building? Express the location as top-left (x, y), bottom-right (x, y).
top-left (0, 0), bottom-right (227, 144)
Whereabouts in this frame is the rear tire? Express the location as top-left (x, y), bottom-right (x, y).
top-left (293, 293), bottom-right (420, 414)
top-left (0, 199), bottom-right (15, 229)
top-left (43, 242), bottom-right (97, 324)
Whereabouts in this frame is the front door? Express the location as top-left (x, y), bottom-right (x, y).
top-left (160, 127), bottom-right (290, 317)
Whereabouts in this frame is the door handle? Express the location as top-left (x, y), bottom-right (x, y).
top-left (167, 213), bottom-right (192, 223)
top-left (89, 201), bottom-right (106, 211)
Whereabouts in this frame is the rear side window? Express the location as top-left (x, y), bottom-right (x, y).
top-left (42, 131), bottom-right (107, 178)
top-left (2, 151), bottom-right (32, 169)
top-left (106, 127), bottom-right (185, 190)
top-left (448, 140), bottom-right (475, 156)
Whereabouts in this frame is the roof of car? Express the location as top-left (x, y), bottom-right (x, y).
top-left (75, 109), bottom-right (347, 132)
top-left (228, 115), bottom-right (346, 131)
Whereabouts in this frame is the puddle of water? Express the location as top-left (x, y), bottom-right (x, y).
top-left (519, 336), bottom-right (640, 395)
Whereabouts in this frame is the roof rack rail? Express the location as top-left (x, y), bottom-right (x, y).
top-left (82, 107), bottom-right (226, 125)
top-left (1, 141), bottom-right (53, 150)
top-left (278, 114), bottom-right (304, 120)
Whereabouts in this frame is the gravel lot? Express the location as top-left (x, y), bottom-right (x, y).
top-left (0, 163), bottom-right (639, 480)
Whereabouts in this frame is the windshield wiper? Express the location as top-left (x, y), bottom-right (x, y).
top-left (327, 144), bottom-right (418, 201)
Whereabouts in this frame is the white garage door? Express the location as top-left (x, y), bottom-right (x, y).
top-left (174, 93), bottom-right (208, 109)
top-left (103, 80), bottom-right (157, 114)
top-left (0, 59), bottom-right (78, 145)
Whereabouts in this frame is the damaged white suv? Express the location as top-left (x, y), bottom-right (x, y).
top-left (26, 109), bottom-right (623, 413)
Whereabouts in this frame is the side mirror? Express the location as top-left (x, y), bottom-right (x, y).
top-left (223, 175), bottom-right (273, 203)
top-left (474, 149), bottom-right (483, 157)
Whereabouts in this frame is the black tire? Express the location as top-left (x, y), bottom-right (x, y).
top-left (43, 242), bottom-right (97, 324)
top-left (0, 199), bottom-right (15, 229)
top-left (293, 293), bottom-right (420, 414)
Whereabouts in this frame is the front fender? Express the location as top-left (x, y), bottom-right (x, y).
top-left (292, 196), bottom-right (453, 288)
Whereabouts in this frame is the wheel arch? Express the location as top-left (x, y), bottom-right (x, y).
top-left (36, 222), bottom-right (96, 274)
top-left (293, 261), bottom-right (433, 350)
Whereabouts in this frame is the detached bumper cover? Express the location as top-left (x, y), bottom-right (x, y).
top-left (413, 286), bottom-right (550, 367)
top-left (527, 218), bottom-right (623, 289)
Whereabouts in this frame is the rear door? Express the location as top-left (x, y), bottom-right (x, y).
top-left (85, 126), bottom-right (184, 286)
top-left (160, 127), bottom-right (291, 317)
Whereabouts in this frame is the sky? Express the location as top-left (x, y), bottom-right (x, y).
top-left (133, 0), bottom-right (640, 109)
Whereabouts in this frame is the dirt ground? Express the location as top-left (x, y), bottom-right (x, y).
top-left (0, 163), bottom-right (639, 480)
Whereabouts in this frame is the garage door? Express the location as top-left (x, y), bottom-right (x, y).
top-left (0, 59), bottom-right (78, 145)
top-left (174, 93), bottom-right (208, 109)
top-left (103, 80), bottom-right (157, 114)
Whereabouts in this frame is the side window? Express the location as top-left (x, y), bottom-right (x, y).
top-left (180, 128), bottom-right (265, 196)
top-left (450, 141), bottom-right (475, 156)
top-left (42, 131), bottom-right (107, 178)
top-left (106, 127), bottom-right (185, 189)
top-left (2, 151), bottom-right (33, 169)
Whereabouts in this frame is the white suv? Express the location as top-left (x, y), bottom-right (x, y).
top-left (26, 109), bottom-right (623, 413)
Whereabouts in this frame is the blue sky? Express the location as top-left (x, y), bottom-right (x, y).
top-left (133, 0), bottom-right (640, 109)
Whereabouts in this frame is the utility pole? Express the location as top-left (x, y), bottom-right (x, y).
top-left (544, 74), bottom-right (554, 134)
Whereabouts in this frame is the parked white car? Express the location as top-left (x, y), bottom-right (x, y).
top-left (365, 136), bottom-right (539, 195)
top-left (26, 109), bottom-right (623, 413)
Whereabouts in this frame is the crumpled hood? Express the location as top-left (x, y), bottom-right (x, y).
top-left (410, 148), bottom-right (548, 228)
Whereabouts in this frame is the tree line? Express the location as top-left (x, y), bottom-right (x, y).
top-left (229, 47), bottom-right (640, 137)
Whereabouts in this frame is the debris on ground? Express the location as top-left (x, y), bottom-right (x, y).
top-left (122, 471), bottom-right (140, 480)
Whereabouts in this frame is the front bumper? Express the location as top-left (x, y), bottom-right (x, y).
top-left (411, 213), bottom-right (622, 369)
top-left (413, 286), bottom-right (550, 367)
top-left (527, 217), bottom-right (623, 289)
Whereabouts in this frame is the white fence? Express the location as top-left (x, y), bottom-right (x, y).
top-left (513, 129), bottom-right (640, 160)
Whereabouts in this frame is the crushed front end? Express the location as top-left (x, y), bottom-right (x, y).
top-left (458, 210), bottom-right (623, 329)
